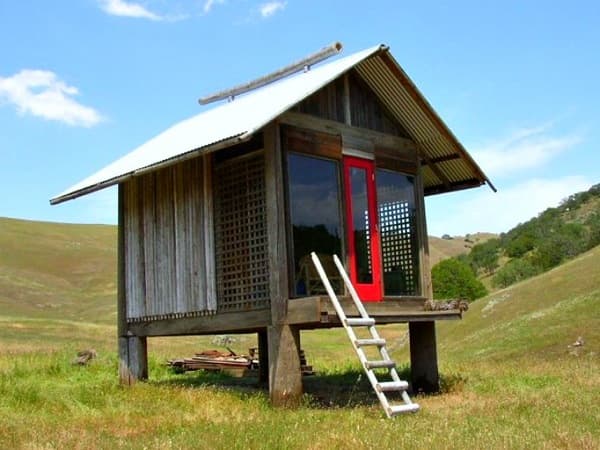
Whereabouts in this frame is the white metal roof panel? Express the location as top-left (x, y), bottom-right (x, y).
top-left (51, 45), bottom-right (383, 204)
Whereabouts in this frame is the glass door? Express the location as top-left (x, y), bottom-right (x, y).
top-left (343, 156), bottom-right (382, 301)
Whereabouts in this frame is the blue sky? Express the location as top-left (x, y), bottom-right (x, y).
top-left (1, 0), bottom-right (598, 236)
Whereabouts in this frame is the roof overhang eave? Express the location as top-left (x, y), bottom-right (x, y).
top-left (49, 132), bottom-right (251, 205)
top-left (373, 50), bottom-right (496, 194)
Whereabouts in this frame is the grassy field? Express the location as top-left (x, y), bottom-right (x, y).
top-left (0, 218), bottom-right (598, 448)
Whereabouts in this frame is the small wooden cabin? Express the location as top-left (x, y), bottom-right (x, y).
top-left (51, 44), bottom-right (493, 406)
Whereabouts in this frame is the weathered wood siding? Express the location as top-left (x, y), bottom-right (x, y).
top-left (291, 71), bottom-right (409, 137)
top-left (123, 156), bottom-right (216, 322)
top-left (292, 77), bottom-right (345, 122)
top-left (348, 72), bottom-right (407, 137)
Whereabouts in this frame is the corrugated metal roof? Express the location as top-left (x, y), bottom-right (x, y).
top-left (354, 52), bottom-right (494, 194)
top-left (51, 44), bottom-right (493, 205)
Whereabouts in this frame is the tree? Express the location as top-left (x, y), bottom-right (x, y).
top-left (431, 258), bottom-right (487, 301)
top-left (531, 222), bottom-right (587, 270)
top-left (586, 212), bottom-right (600, 249)
top-left (505, 233), bottom-right (536, 258)
top-left (469, 238), bottom-right (500, 274)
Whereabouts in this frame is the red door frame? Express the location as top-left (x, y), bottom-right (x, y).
top-left (343, 156), bottom-right (383, 301)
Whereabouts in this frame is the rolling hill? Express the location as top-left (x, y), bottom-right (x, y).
top-left (0, 216), bottom-right (598, 448)
top-left (436, 244), bottom-right (599, 362)
top-left (0, 216), bottom-right (492, 323)
top-left (0, 217), bottom-right (117, 324)
top-left (429, 232), bottom-right (497, 267)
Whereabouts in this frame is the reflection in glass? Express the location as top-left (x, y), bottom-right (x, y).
top-left (350, 167), bottom-right (372, 283)
top-left (376, 169), bottom-right (418, 295)
top-left (287, 153), bottom-right (342, 296)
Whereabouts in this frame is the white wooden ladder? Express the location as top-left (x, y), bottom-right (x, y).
top-left (311, 252), bottom-right (419, 418)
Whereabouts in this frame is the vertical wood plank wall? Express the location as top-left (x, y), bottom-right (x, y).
top-left (292, 71), bottom-right (409, 138)
top-left (123, 156), bottom-right (217, 322)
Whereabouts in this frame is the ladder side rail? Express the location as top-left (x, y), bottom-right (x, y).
top-left (370, 328), bottom-right (414, 405)
top-left (311, 253), bottom-right (374, 374)
top-left (310, 252), bottom-right (349, 324)
top-left (333, 254), bottom-right (371, 319)
top-left (333, 255), bottom-right (391, 361)
top-left (334, 254), bottom-right (416, 407)
top-left (311, 253), bottom-right (394, 416)
top-left (312, 252), bottom-right (418, 416)
top-left (311, 253), bottom-right (371, 358)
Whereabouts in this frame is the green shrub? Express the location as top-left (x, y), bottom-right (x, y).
top-left (432, 258), bottom-right (487, 301)
top-left (492, 258), bottom-right (540, 288)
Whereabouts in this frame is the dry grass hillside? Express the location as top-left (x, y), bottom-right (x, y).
top-left (429, 232), bottom-right (497, 266)
top-left (0, 216), bottom-right (493, 320)
top-left (0, 217), bottom-right (117, 324)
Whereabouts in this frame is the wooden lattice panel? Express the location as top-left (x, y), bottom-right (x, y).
top-left (379, 200), bottom-right (418, 295)
top-left (214, 152), bottom-right (270, 311)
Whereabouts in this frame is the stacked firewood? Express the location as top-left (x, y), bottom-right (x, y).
top-left (168, 349), bottom-right (254, 373)
top-left (168, 348), bottom-right (314, 375)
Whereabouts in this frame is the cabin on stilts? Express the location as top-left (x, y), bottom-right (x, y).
top-left (51, 43), bottom-right (494, 407)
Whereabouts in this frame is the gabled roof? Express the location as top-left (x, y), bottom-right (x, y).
top-left (50, 44), bottom-right (493, 205)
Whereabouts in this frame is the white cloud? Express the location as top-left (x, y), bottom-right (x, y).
top-left (471, 123), bottom-right (583, 178)
top-left (259, 1), bottom-right (286, 18)
top-left (0, 70), bottom-right (103, 127)
top-left (426, 176), bottom-right (593, 236)
top-left (98, 0), bottom-right (163, 20)
top-left (203, 0), bottom-right (226, 14)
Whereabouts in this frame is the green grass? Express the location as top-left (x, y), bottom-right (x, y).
top-left (0, 347), bottom-right (597, 449)
top-left (0, 217), bottom-right (117, 324)
top-left (0, 218), bottom-right (599, 448)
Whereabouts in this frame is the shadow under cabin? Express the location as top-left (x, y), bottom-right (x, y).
top-left (50, 43), bottom-right (494, 407)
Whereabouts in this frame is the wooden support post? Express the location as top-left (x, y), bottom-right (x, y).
top-left (264, 121), bottom-right (303, 406)
top-left (415, 159), bottom-right (433, 300)
top-left (119, 336), bottom-right (148, 384)
top-left (267, 324), bottom-right (302, 407)
top-left (409, 321), bottom-right (439, 393)
top-left (258, 329), bottom-right (269, 384)
top-left (291, 326), bottom-right (301, 358)
top-left (117, 184), bottom-right (127, 339)
top-left (118, 183), bottom-right (148, 385)
top-left (415, 159), bottom-right (433, 299)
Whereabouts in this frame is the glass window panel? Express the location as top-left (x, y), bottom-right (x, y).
top-left (287, 153), bottom-right (342, 296)
top-left (376, 169), bottom-right (419, 295)
top-left (350, 167), bottom-right (373, 283)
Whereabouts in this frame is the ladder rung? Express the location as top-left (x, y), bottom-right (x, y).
top-left (388, 403), bottom-right (420, 416)
top-left (376, 381), bottom-right (408, 392)
top-left (346, 318), bottom-right (375, 327)
top-left (365, 359), bottom-right (396, 369)
top-left (355, 338), bottom-right (386, 347)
